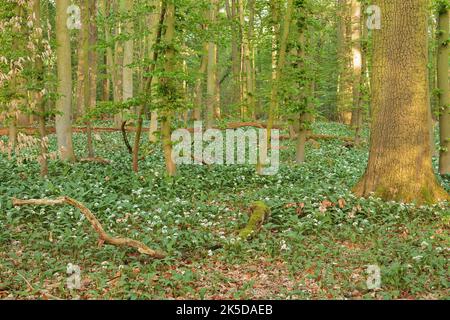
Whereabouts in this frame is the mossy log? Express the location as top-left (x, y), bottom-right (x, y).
top-left (238, 201), bottom-right (270, 240)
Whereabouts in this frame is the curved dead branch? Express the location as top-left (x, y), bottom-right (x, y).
top-left (11, 197), bottom-right (166, 259)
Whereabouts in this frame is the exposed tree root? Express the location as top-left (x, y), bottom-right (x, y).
top-left (11, 197), bottom-right (166, 259)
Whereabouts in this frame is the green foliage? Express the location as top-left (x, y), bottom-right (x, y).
top-left (0, 122), bottom-right (448, 299)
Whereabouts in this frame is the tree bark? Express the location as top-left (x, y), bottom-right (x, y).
top-left (75, 0), bottom-right (89, 120)
top-left (32, 0), bottom-right (48, 177)
top-left (193, 42), bottom-right (208, 121)
top-left (160, 1), bottom-right (176, 176)
top-left (55, 0), bottom-right (76, 162)
top-left (87, 0), bottom-right (98, 158)
top-left (206, 0), bottom-right (219, 129)
top-left (350, 0), bottom-right (363, 144)
top-left (133, 0), bottom-right (162, 172)
top-left (336, 0), bottom-right (352, 124)
top-left (353, 0), bottom-right (449, 204)
top-left (437, 4), bottom-right (449, 175)
top-left (122, 0), bottom-right (134, 106)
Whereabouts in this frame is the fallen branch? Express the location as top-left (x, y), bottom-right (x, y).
top-left (78, 157), bottom-right (112, 164)
top-left (185, 122), bottom-right (282, 133)
top-left (280, 133), bottom-right (356, 142)
top-left (11, 197), bottom-right (166, 259)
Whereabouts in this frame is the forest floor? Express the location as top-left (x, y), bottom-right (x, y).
top-left (0, 121), bottom-right (448, 300)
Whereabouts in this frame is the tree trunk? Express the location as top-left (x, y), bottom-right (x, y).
top-left (350, 0), bottom-right (362, 144)
top-left (336, 0), bottom-right (352, 124)
top-left (32, 0), bottom-right (48, 176)
top-left (246, 0), bottom-right (256, 119)
top-left (353, 0), bottom-right (448, 204)
top-left (437, 4), bottom-right (449, 175)
top-left (267, 0), bottom-right (293, 139)
top-left (231, 0), bottom-right (241, 107)
top-left (122, 0), bottom-right (134, 107)
top-left (238, 0), bottom-right (248, 119)
top-left (206, 0), bottom-right (218, 129)
top-left (76, 0), bottom-right (89, 120)
top-left (133, 0), bottom-right (162, 172)
top-left (295, 1), bottom-right (308, 164)
top-left (87, 0), bottom-right (98, 158)
top-left (55, 0), bottom-right (76, 162)
top-left (160, 1), bottom-right (176, 176)
top-left (193, 42), bottom-right (208, 121)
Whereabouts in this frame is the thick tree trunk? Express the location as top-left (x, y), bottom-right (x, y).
top-left (55, 0), bottom-right (76, 162)
top-left (353, 0), bottom-right (448, 204)
top-left (437, 5), bottom-right (449, 175)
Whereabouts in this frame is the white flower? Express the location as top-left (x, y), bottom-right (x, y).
top-left (420, 241), bottom-right (429, 249)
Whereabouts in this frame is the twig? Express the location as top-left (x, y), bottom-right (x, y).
top-left (12, 197), bottom-right (166, 259)
top-left (78, 157), bottom-right (112, 164)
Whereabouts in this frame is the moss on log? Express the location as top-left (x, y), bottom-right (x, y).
top-left (238, 201), bottom-right (270, 240)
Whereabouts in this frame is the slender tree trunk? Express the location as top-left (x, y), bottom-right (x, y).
top-left (350, 0), bottom-right (362, 144)
top-left (336, 0), bottom-right (352, 124)
top-left (267, 0), bottom-right (293, 140)
top-left (33, 0), bottom-right (48, 176)
top-left (230, 0), bottom-right (241, 107)
top-left (246, 0), bottom-right (256, 119)
top-left (437, 4), bottom-right (449, 175)
top-left (295, 1), bottom-right (308, 164)
top-left (353, 0), bottom-right (448, 204)
top-left (76, 0), bottom-right (89, 120)
top-left (133, 0), bottom-right (162, 172)
top-left (206, 0), bottom-right (218, 129)
top-left (149, 111), bottom-right (159, 143)
top-left (55, 0), bottom-right (76, 161)
top-left (87, 0), bottom-right (98, 158)
top-left (193, 42), bottom-right (208, 120)
top-left (160, 1), bottom-right (176, 176)
top-left (214, 43), bottom-right (221, 120)
top-left (122, 0), bottom-right (134, 108)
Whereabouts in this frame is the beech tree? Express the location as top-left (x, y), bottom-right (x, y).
top-left (55, 0), bottom-right (75, 161)
top-left (353, 0), bottom-right (448, 203)
top-left (437, 1), bottom-right (449, 175)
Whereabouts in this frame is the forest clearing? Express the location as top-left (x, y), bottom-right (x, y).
top-left (0, 0), bottom-right (449, 302)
